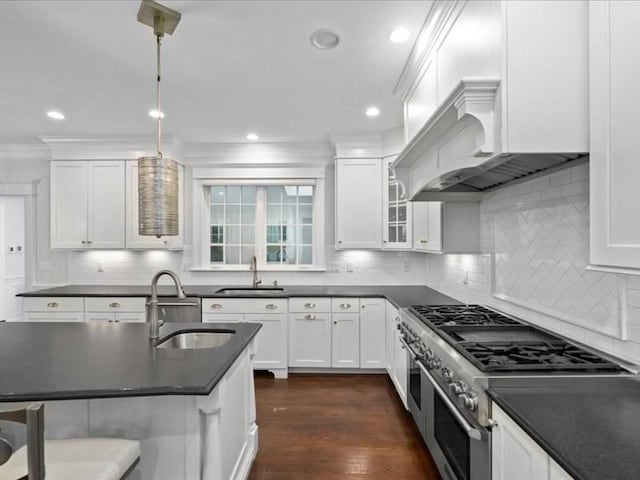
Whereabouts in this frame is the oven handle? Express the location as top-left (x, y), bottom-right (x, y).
top-left (399, 338), bottom-right (418, 359)
top-left (417, 360), bottom-right (484, 441)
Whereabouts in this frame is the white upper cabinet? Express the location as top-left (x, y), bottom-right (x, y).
top-left (589, 1), bottom-right (640, 271)
top-left (412, 201), bottom-right (479, 254)
top-left (125, 160), bottom-right (184, 249)
top-left (382, 158), bottom-right (412, 250)
top-left (335, 158), bottom-right (382, 249)
top-left (51, 161), bottom-right (125, 249)
top-left (393, 0), bottom-right (589, 198)
top-left (412, 201), bottom-right (442, 253)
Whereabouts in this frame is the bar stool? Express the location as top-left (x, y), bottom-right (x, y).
top-left (0, 403), bottom-right (140, 480)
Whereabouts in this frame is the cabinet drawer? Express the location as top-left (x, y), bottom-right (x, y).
top-left (331, 298), bottom-right (360, 312)
top-left (289, 297), bottom-right (331, 313)
top-left (202, 313), bottom-right (244, 323)
top-left (23, 297), bottom-right (84, 312)
top-left (85, 297), bottom-right (146, 312)
top-left (202, 298), bottom-right (287, 314)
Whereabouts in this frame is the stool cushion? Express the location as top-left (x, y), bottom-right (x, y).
top-left (0, 437), bottom-right (140, 480)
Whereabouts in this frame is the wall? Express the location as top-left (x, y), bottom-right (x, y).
top-left (423, 160), bottom-right (640, 364)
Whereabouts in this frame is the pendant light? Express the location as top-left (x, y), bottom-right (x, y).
top-left (136, 0), bottom-right (181, 237)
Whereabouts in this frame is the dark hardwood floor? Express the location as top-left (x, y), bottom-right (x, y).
top-left (248, 373), bottom-right (441, 480)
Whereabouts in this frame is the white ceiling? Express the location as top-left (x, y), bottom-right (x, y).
top-left (0, 0), bottom-right (430, 144)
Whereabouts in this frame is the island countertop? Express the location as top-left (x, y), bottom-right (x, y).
top-left (17, 285), bottom-right (458, 309)
top-left (0, 322), bottom-right (261, 402)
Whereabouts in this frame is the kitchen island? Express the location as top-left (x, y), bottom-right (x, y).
top-left (0, 321), bottom-right (261, 480)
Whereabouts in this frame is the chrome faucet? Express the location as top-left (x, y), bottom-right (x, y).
top-left (250, 255), bottom-right (262, 288)
top-left (147, 269), bottom-right (186, 339)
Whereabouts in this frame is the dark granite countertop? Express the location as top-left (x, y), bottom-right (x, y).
top-left (17, 285), bottom-right (458, 309)
top-left (0, 322), bottom-right (260, 402)
top-left (488, 376), bottom-right (640, 480)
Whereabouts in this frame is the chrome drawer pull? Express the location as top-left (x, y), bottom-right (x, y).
top-left (305, 314), bottom-right (316, 320)
top-left (265, 304), bottom-right (278, 310)
top-left (340, 303), bottom-right (351, 309)
top-left (109, 302), bottom-right (121, 308)
top-left (210, 304), bottom-right (222, 310)
top-left (47, 302), bottom-right (59, 308)
top-left (304, 303), bottom-right (316, 308)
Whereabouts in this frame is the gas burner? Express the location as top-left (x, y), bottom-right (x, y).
top-left (460, 341), bottom-right (623, 372)
top-left (409, 305), bottom-right (522, 328)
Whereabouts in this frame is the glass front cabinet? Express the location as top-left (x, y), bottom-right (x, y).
top-left (382, 157), bottom-right (412, 250)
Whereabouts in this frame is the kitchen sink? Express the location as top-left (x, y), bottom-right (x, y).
top-left (156, 330), bottom-right (234, 349)
top-left (215, 287), bottom-right (284, 295)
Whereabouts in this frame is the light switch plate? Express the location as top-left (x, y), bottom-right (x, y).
top-left (346, 262), bottom-right (354, 272)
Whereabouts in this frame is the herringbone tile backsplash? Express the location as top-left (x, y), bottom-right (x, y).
top-left (425, 161), bottom-right (640, 363)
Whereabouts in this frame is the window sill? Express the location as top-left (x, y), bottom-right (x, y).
top-left (190, 265), bottom-right (327, 272)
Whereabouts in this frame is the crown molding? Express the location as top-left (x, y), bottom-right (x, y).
top-left (39, 136), bottom-right (184, 162)
top-left (331, 134), bottom-right (383, 158)
top-left (0, 144), bottom-right (50, 161)
top-left (184, 141), bottom-right (334, 166)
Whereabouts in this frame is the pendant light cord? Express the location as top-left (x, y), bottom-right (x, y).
top-left (156, 31), bottom-right (163, 158)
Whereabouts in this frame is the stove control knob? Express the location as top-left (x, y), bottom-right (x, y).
top-left (423, 347), bottom-right (434, 361)
top-left (440, 367), bottom-right (454, 384)
top-left (428, 357), bottom-right (442, 370)
top-left (449, 381), bottom-right (466, 396)
top-left (461, 392), bottom-right (479, 412)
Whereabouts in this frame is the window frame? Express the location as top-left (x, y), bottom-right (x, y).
top-left (192, 177), bottom-right (326, 271)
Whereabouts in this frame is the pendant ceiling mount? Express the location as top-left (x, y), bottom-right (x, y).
top-left (136, 0), bottom-right (182, 238)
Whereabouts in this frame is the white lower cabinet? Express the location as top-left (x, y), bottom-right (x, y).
top-left (331, 313), bottom-right (360, 368)
top-left (202, 299), bottom-right (288, 378)
top-left (359, 298), bottom-right (386, 369)
top-left (492, 403), bottom-right (573, 480)
top-left (289, 313), bottom-right (332, 368)
top-left (386, 302), bottom-right (408, 407)
top-left (84, 297), bottom-right (146, 324)
top-left (22, 297), bottom-right (85, 322)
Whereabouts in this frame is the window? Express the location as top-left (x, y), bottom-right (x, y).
top-left (206, 184), bottom-right (319, 268)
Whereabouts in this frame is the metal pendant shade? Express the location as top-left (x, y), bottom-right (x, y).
top-left (137, 0), bottom-right (181, 237)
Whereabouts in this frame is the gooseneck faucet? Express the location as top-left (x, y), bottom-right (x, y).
top-left (250, 255), bottom-right (262, 288)
top-left (148, 269), bottom-right (186, 339)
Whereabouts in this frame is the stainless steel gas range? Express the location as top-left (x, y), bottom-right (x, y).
top-left (398, 304), bottom-right (634, 480)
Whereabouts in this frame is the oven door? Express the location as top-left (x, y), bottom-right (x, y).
top-left (420, 361), bottom-right (491, 480)
top-left (402, 340), bottom-right (428, 443)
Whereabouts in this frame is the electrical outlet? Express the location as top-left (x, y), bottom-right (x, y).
top-left (463, 270), bottom-right (469, 285)
top-left (96, 263), bottom-right (104, 273)
top-left (404, 260), bottom-right (410, 271)
top-left (329, 262), bottom-right (341, 273)
top-left (8, 246), bottom-right (15, 254)
top-left (346, 261), bottom-right (354, 272)
top-left (16, 245), bottom-right (22, 253)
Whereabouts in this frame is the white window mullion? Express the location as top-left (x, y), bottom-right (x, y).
top-left (255, 187), bottom-right (268, 269)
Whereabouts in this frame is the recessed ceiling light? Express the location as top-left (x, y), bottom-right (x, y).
top-left (365, 107), bottom-right (381, 117)
top-left (148, 109), bottom-right (165, 119)
top-left (389, 27), bottom-right (411, 44)
top-left (46, 110), bottom-right (65, 120)
top-left (310, 29), bottom-right (340, 50)
top-left (246, 133), bottom-right (259, 141)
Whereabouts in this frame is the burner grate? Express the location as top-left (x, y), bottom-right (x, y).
top-left (409, 304), bottom-right (521, 327)
top-left (460, 341), bottom-right (623, 372)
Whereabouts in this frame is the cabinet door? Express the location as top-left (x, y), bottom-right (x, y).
top-left (331, 313), bottom-right (360, 368)
top-left (86, 312), bottom-right (116, 323)
top-left (335, 158), bottom-right (382, 249)
top-left (590, 1), bottom-right (640, 270)
top-left (245, 313), bottom-right (287, 369)
top-left (23, 312), bottom-right (85, 322)
top-left (382, 157), bottom-right (412, 250)
top-left (289, 314), bottom-right (331, 367)
top-left (115, 312), bottom-right (146, 323)
top-left (492, 404), bottom-right (549, 480)
top-left (50, 162), bottom-right (88, 249)
top-left (87, 161), bottom-right (125, 248)
top-left (359, 298), bottom-right (386, 369)
top-left (412, 202), bottom-right (442, 252)
top-left (392, 328), bottom-right (408, 407)
top-left (385, 302), bottom-right (398, 375)
top-left (125, 160), bottom-right (183, 249)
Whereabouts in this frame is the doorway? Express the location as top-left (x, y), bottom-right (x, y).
top-left (0, 196), bottom-right (26, 321)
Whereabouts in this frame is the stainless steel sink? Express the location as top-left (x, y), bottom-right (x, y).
top-left (156, 331), bottom-right (234, 349)
top-left (215, 287), bottom-right (284, 295)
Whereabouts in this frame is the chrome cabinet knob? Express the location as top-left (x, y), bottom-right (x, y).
top-left (304, 303), bottom-right (316, 308)
top-left (109, 302), bottom-right (120, 308)
top-left (47, 302), bottom-right (59, 308)
top-left (210, 304), bottom-right (222, 310)
top-left (265, 304), bottom-right (278, 310)
top-left (305, 314), bottom-right (316, 320)
top-left (340, 303), bottom-right (351, 309)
